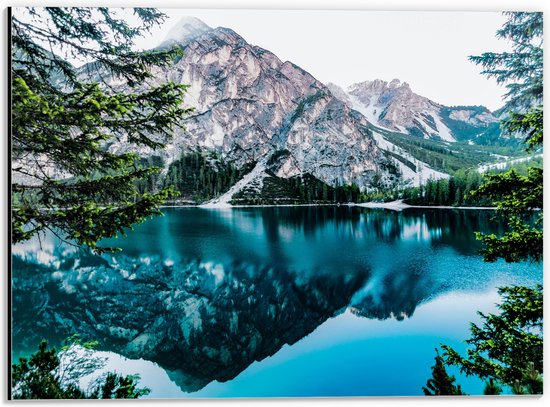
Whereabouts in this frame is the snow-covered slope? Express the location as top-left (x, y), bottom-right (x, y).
top-left (371, 131), bottom-right (448, 187)
top-left (327, 80), bottom-right (500, 143)
top-left (478, 154), bottom-right (543, 173)
top-left (200, 160), bottom-right (267, 207)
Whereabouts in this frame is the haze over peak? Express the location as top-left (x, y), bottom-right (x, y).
top-left (163, 16), bottom-right (212, 42)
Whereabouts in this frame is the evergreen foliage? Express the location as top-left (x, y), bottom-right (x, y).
top-left (483, 378), bottom-right (502, 395)
top-left (161, 151), bottom-right (255, 203)
top-left (374, 126), bottom-right (521, 174)
top-left (496, 155), bottom-right (543, 175)
top-left (468, 11), bottom-right (543, 263)
top-left (470, 12), bottom-right (543, 150)
top-left (231, 172), bottom-right (363, 205)
top-left (11, 7), bottom-right (193, 253)
top-left (471, 167), bottom-right (542, 262)
top-left (11, 338), bottom-right (149, 399)
top-left (424, 12), bottom-right (543, 396)
top-left (401, 170), bottom-right (489, 207)
top-left (439, 106), bottom-right (513, 147)
top-left (387, 156), bottom-right (542, 207)
top-left (442, 285), bottom-right (543, 393)
top-left (133, 150), bottom-right (367, 206)
top-left (422, 350), bottom-right (464, 396)
top-left (511, 362), bottom-right (544, 395)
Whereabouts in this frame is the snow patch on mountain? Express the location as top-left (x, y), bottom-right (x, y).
top-left (328, 80), bottom-right (499, 144)
top-left (371, 131), bottom-right (448, 187)
top-left (431, 114), bottom-right (454, 142)
top-left (477, 154), bottom-right (542, 173)
top-left (200, 160), bottom-right (267, 208)
top-left (347, 93), bottom-right (395, 133)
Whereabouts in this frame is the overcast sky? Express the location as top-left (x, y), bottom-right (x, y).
top-left (128, 9), bottom-right (512, 111)
top-left (14, 7), bottom-right (513, 111)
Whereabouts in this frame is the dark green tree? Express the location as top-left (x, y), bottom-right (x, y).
top-left (11, 339), bottom-right (149, 399)
top-left (422, 350), bottom-right (464, 396)
top-left (11, 7), bottom-right (193, 253)
top-left (483, 378), bottom-right (502, 395)
top-left (90, 373), bottom-right (150, 399)
top-left (470, 12), bottom-right (543, 151)
top-left (424, 12), bottom-right (543, 397)
top-left (442, 285), bottom-right (543, 394)
top-left (511, 362), bottom-right (544, 395)
top-left (470, 167), bottom-right (542, 262)
top-left (469, 11), bottom-right (543, 263)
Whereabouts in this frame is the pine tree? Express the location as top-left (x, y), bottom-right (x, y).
top-left (422, 350), bottom-right (464, 396)
top-left (11, 339), bottom-right (149, 399)
top-left (511, 362), bottom-right (543, 395)
top-left (11, 7), bottom-right (193, 253)
top-left (469, 12), bottom-right (543, 262)
top-left (442, 285), bottom-right (543, 392)
top-left (425, 14), bottom-right (543, 397)
top-left (483, 379), bottom-right (502, 395)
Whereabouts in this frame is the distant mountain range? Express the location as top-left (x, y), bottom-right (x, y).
top-left (75, 17), bottom-right (518, 202)
top-left (327, 79), bottom-right (500, 143)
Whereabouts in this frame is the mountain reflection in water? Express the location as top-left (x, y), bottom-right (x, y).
top-left (11, 207), bottom-right (541, 394)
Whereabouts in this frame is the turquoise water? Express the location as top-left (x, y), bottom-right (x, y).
top-left (11, 207), bottom-right (542, 397)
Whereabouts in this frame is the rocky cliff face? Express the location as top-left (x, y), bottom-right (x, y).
top-left (327, 80), bottom-right (500, 143)
top-left (72, 17), bottom-right (510, 196)
top-left (103, 17), bottom-right (399, 191)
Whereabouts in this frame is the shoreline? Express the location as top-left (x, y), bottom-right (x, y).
top-left (159, 200), bottom-right (497, 211)
top-left (350, 200), bottom-right (497, 210)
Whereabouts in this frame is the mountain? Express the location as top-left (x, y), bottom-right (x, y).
top-left (327, 79), bottom-right (501, 143)
top-left (105, 17), bottom-right (401, 194)
top-left (78, 17), bottom-right (519, 201)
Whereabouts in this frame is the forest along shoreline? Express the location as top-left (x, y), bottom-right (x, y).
top-left (158, 200), bottom-right (498, 210)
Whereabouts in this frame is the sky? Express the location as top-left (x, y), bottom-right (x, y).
top-left (127, 9), bottom-right (513, 111)
top-left (12, 7), bottom-right (513, 111)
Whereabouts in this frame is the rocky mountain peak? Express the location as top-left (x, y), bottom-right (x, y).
top-left (331, 78), bottom-right (500, 147)
top-left (163, 16), bottom-right (212, 43)
top-left (388, 78), bottom-right (401, 88)
top-left (79, 19), bottom-right (504, 199)
top-left (132, 22), bottom-right (401, 192)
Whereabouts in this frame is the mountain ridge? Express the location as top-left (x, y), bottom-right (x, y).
top-left (108, 17), bottom-right (402, 192)
top-left (326, 79), bottom-right (501, 143)
top-left (67, 16), bottom-right (519, 203)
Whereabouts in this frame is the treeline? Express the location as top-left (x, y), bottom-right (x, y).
top-left (231, 172), bottom-right (364, 205)
top-left (135, 152), bottom-right (366, 205)
top-left (378, 128), bottom-right (522, 174)
top-left (365, 156), bottom-right (543, 207)
top-left (496, 155), bottom-right (543, 175)
top-left (135, 150), bottom-right (542, 207)
top-left (136, 151), bottom-right (254, 203)
top-left (363, 170), bottom-right (491, 206)
top-left (402, 170), bottom-right (490, 206)
top-left (134, 155), bottom-right (164, 196)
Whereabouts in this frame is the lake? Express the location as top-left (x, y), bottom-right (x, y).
top-left (11, 206), bottom-right (542, 397)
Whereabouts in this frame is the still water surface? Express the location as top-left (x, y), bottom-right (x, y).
top-left (12, 207), bottom-right (542, 397)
